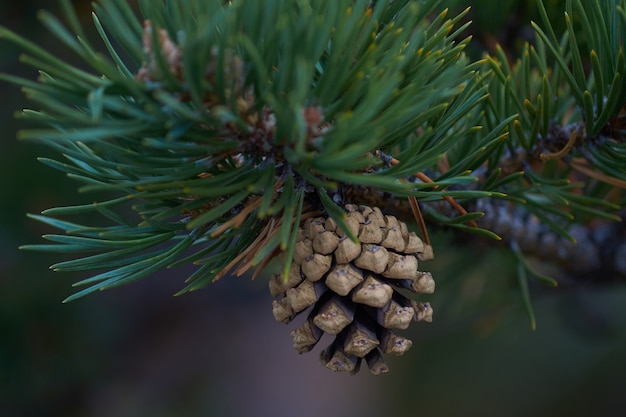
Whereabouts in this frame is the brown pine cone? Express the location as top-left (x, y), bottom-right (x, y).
top-left (270, 204), bottom-right (434, 374)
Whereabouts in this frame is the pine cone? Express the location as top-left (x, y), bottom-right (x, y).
top-left (270, 204), bottom-right (434, 374)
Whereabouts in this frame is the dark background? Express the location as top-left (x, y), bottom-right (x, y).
top-left (1, 1), bottom-right (625, 416)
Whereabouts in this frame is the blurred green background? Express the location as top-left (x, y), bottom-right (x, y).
top-left (1, 1), bottom-right (625, 416)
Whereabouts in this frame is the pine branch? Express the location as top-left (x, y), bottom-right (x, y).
top-left (2, 0), bottom-right (497, 300)
top-left (1, 0), bottom-right (625, 372)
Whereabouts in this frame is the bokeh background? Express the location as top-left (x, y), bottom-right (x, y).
top-left (1, 1), bottom-right (625, 416)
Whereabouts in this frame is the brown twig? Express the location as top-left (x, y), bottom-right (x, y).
top-left (210, 197), bottom-right (262, 238)
top-left (376, 150), bottom-right (477, 243)
top-left (571, 158), bottom-right (626, 189)
top-left (413, 171), bottom-right (476, 228)
top-left (406, 190), bottom-right (431, 245)
top-left (540, 130), bottom-right (578, 161)
top-left (213, 218), bottom-right (277, 281)
top-left (214, 206), bottom-right (323, 281)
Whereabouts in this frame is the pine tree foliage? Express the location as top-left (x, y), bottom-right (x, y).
top-left (1, 0), bottom-right (624, 314)
top-left (474, 0), bottom-right (626, 276)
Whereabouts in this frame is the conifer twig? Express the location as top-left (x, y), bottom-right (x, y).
top-left (540, 130), bottom-right (579, 161)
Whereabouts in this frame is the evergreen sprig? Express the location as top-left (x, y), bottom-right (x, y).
top-left (475, 0), bottom-right (625, 231)
top-left (3, 0), bottom-right (496, 301)
top-left (2, 0), bottom-right (624, 307)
